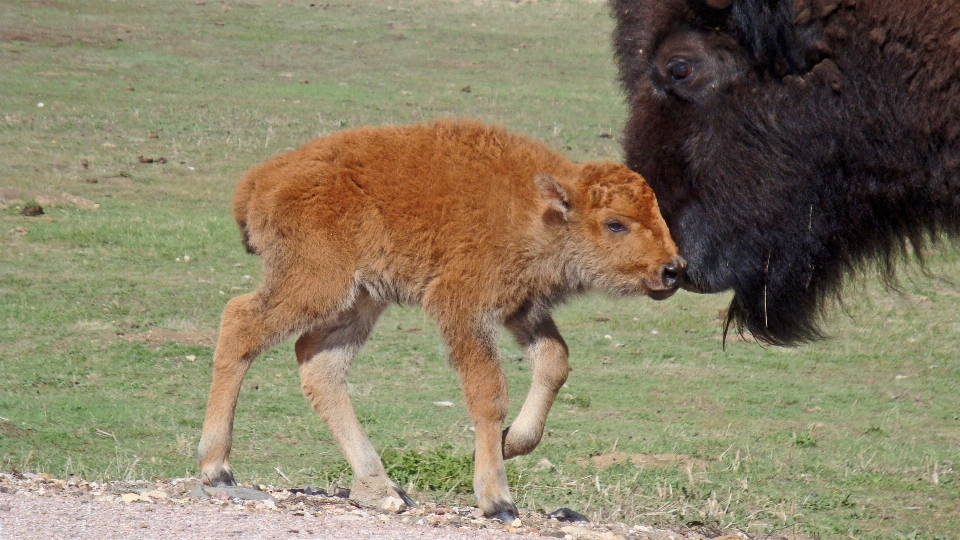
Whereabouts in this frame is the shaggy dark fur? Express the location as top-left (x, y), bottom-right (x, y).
top-left (611, 0), bottom-right (960, 345)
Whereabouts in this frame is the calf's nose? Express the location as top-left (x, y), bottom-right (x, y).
top-left (660, 256), bottom-right (687, 289)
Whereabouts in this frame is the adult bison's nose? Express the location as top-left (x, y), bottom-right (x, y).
top-left (661, 256), bottom-right (686, 289)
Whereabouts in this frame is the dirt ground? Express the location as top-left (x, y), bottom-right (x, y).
top-left (0, 472), bottom-right (755, 540)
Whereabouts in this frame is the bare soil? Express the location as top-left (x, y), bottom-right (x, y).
top-left (0, 472), bottom-right (753, 540)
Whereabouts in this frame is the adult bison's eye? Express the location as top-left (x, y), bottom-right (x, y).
top-left (668, 59), bottom-right (694, 81)
top-left (606, 220), bottom-right (628, 233)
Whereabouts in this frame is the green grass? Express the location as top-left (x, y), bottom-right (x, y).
top-left (1, 1), bottom-right (958, 538)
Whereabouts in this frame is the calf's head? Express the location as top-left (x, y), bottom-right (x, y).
top-left (537, 162), bottom-right (685, 299)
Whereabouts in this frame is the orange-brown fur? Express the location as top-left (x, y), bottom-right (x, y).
top-left (199, 119), bottom-right (682, 519)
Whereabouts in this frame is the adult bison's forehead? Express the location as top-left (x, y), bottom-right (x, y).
top-left (613, 0), bottom-right (824, 97)
top-left (611, 0), bottom-right (699, 99)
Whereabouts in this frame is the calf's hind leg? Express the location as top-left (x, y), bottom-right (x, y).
top-left (198, 291), bottom-right (309, 486)
top-left (296, 292), bottom-right (414, 507)
top-left (199, 266), bottom-right (355, 487)
top-left (502, 311), bottom-right (570, 459)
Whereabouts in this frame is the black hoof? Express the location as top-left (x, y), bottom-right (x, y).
top-left (491, 510), bottom-right (520, 523)
top-left (205, 470), bottom-right (237, 487)
top-left (547, 507), bottom-right (589, 523)
top-left (333, 486), bottom-right (351, 498)
top-left (396, 489), bottom-right (416, 507)
top-left (486, 498), bottom-right (520, 522)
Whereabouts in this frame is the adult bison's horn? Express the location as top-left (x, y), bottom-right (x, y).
top-left (705, 0), bottom-right (733, 9)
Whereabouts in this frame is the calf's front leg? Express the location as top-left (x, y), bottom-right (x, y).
top-left (445, 325), bottom-right (518, 521)
top-left (502, 313), bottom-right (570, 459)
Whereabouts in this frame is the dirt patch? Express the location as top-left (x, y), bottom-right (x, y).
top-left (577, 452), bottom-right (708, 471)
top-left (0, 188), bottom-right (98, 211)
top-left (0, 27), bottom-right (98, 46)
top-left (111, 328), bottom-right (218, 347)
top-left (0, 421), bottom-right (29, 438)
top-left (92, 176), bottom-right (135, 186)
top-left (0, 473), bottom-right (764, 540)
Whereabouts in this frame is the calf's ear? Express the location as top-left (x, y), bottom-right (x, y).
top-left (534, 174), bottom-right (571, 218)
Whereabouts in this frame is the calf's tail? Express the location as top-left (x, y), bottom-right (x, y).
top-left (232, 172), bottom-right (259, 255)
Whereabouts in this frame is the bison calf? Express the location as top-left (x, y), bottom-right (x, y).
top-left (198, 119), bottom-right (683, 520)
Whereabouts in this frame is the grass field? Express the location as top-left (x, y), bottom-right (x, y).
top-left (1, 1), bottom-right (958, 538)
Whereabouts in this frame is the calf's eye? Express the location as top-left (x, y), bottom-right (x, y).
top-left (606, 221), bottom-right (628, 233)
top-left (668, 59), bottom-right (694, 81)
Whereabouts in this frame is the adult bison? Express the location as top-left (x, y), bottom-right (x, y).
top-left (611, 0), bottom-right (960, 345)
top-left (198, 119), bottom-right (684, 521)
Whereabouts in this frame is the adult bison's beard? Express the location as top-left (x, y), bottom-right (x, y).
top-left (667, 197), bottom-right (844, 347)
top-left (622, 96), bottom-right (881, 347)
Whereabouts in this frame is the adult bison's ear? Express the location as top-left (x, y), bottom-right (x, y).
top-left (534, 174), bottom-right (572, 221)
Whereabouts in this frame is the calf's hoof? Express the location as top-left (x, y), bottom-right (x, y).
top-left (201, 469), bottom-right (237, 487)
top-left (349, 474), bottom-right (416, 509)
top-left (484, 500), bottom-right (520, 523)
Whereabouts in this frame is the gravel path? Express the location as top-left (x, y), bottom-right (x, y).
top-left (0, 472), bottom-right (752, 540)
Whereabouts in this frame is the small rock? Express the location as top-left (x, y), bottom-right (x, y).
top-left (121, 493), bottom-right (148, 503)
top-left (290, 486), bottom-right (326, 496)
top-left (333, 486), bottom-right (351, 498)
top-left (532, 457), bottom-right (555, 471)
top-left (142, 490), bottom-right (167, 500)
top-left (560, 525), bottom-right (594, 539)
top-left (432, 401), bottom-right (454, 407)
top-left (189, 484), bottom-right (275, 502)
top-left (10, 227), bottom-right (29, 235)
top-left (381, 496), bottom-right (407, 513)
top-left (509, 517), bottom-right (522, 527)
